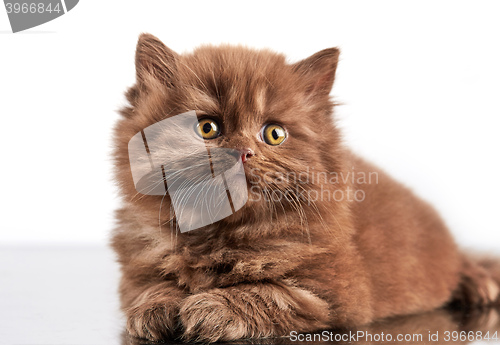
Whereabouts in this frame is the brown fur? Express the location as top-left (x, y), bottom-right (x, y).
top-left (111, 33), bottom-right (500, 343)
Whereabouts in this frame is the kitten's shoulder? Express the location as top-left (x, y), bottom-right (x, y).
top-left (111, 204), bottom-right (171, 264)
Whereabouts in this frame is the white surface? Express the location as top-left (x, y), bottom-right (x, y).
top-left (0, 1), bottom-right (499, 250)
top-left (0, 246), bottom-right (122, 344)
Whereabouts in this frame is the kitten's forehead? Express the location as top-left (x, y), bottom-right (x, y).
top-left (179, 46), bottom-right (293, 129)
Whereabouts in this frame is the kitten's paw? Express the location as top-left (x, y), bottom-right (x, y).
top-left (454, 264), bottom-right (500, 307)
top-left (179, 284), bottom-right (331, 343)
top-left (179, 291), bottom-right (252, 343)
top-left (126, 302), bottom-right (178, 341)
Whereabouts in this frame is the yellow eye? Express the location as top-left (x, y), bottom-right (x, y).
top-left (262, 124), bottom-right (287, 146)
top-left (196, 118), bottom-right (220, 139)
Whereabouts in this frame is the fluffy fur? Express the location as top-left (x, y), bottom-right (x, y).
top-left (111, 33), bottom-right (500, 343)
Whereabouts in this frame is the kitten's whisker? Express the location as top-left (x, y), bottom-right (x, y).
top-left (263, 187), bottom-right (277, 225)
top-left (158, 190), bottom-right (169, 235)
top-left (172, 173), bottom-right (220, 229)
top-left (269, 185), bottom-right (288, 226)
top-left (286, 187), bottom-right (311, 244)
top-left (155, 161), bottom-right (219, 237)
top-left (272, 182), bottom-right (311, 244)
top-left (129, 176), bottom-right (164, 200)
top-left (130, 176), bottom-right (168, 202)
top-left (294, 183), bottom-right (345, 248)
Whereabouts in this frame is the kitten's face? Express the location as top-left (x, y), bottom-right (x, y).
top-left (114, 34), bottom-right (342, 229)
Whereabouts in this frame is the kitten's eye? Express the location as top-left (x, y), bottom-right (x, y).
top-left (196, 118), bottom-right (220, 139)
top-left (262, 124), bottom-right (287, 146)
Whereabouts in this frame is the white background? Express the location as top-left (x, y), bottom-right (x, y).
top-left (0, 1), bottom-right (499, 252)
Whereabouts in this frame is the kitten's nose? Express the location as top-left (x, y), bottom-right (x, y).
top-left (239, 148), bottom-right (254, 163)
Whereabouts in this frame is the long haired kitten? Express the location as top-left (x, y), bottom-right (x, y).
top-left (112, 33), bottom-right (500, 343)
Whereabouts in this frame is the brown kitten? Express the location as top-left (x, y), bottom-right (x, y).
top-left (111, 33), bottom-right (500, 343)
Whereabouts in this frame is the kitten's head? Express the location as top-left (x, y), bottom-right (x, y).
top-left (114, 34), bottom-right (344, 233)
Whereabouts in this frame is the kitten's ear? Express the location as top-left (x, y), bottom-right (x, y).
top-left (135, 33), bottom-right (178, 88)
top-left (292, 48), bottom-right (340, 98)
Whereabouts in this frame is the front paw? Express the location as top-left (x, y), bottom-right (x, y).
top-left (126, 302), bottom-right (179, 341)
top-left (179, 284), bottom-right (331, 343)
top-left (179, 291), bottom-right (256, 343)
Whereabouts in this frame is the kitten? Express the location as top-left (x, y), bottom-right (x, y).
top-left (111, 33), bottom-right (500, 343)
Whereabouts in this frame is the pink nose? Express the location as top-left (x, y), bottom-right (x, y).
top-left (240, 148), bottom-right (254, 163)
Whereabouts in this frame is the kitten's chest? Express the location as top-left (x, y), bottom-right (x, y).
top-left (158, 240), bottom-right (327, 292)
